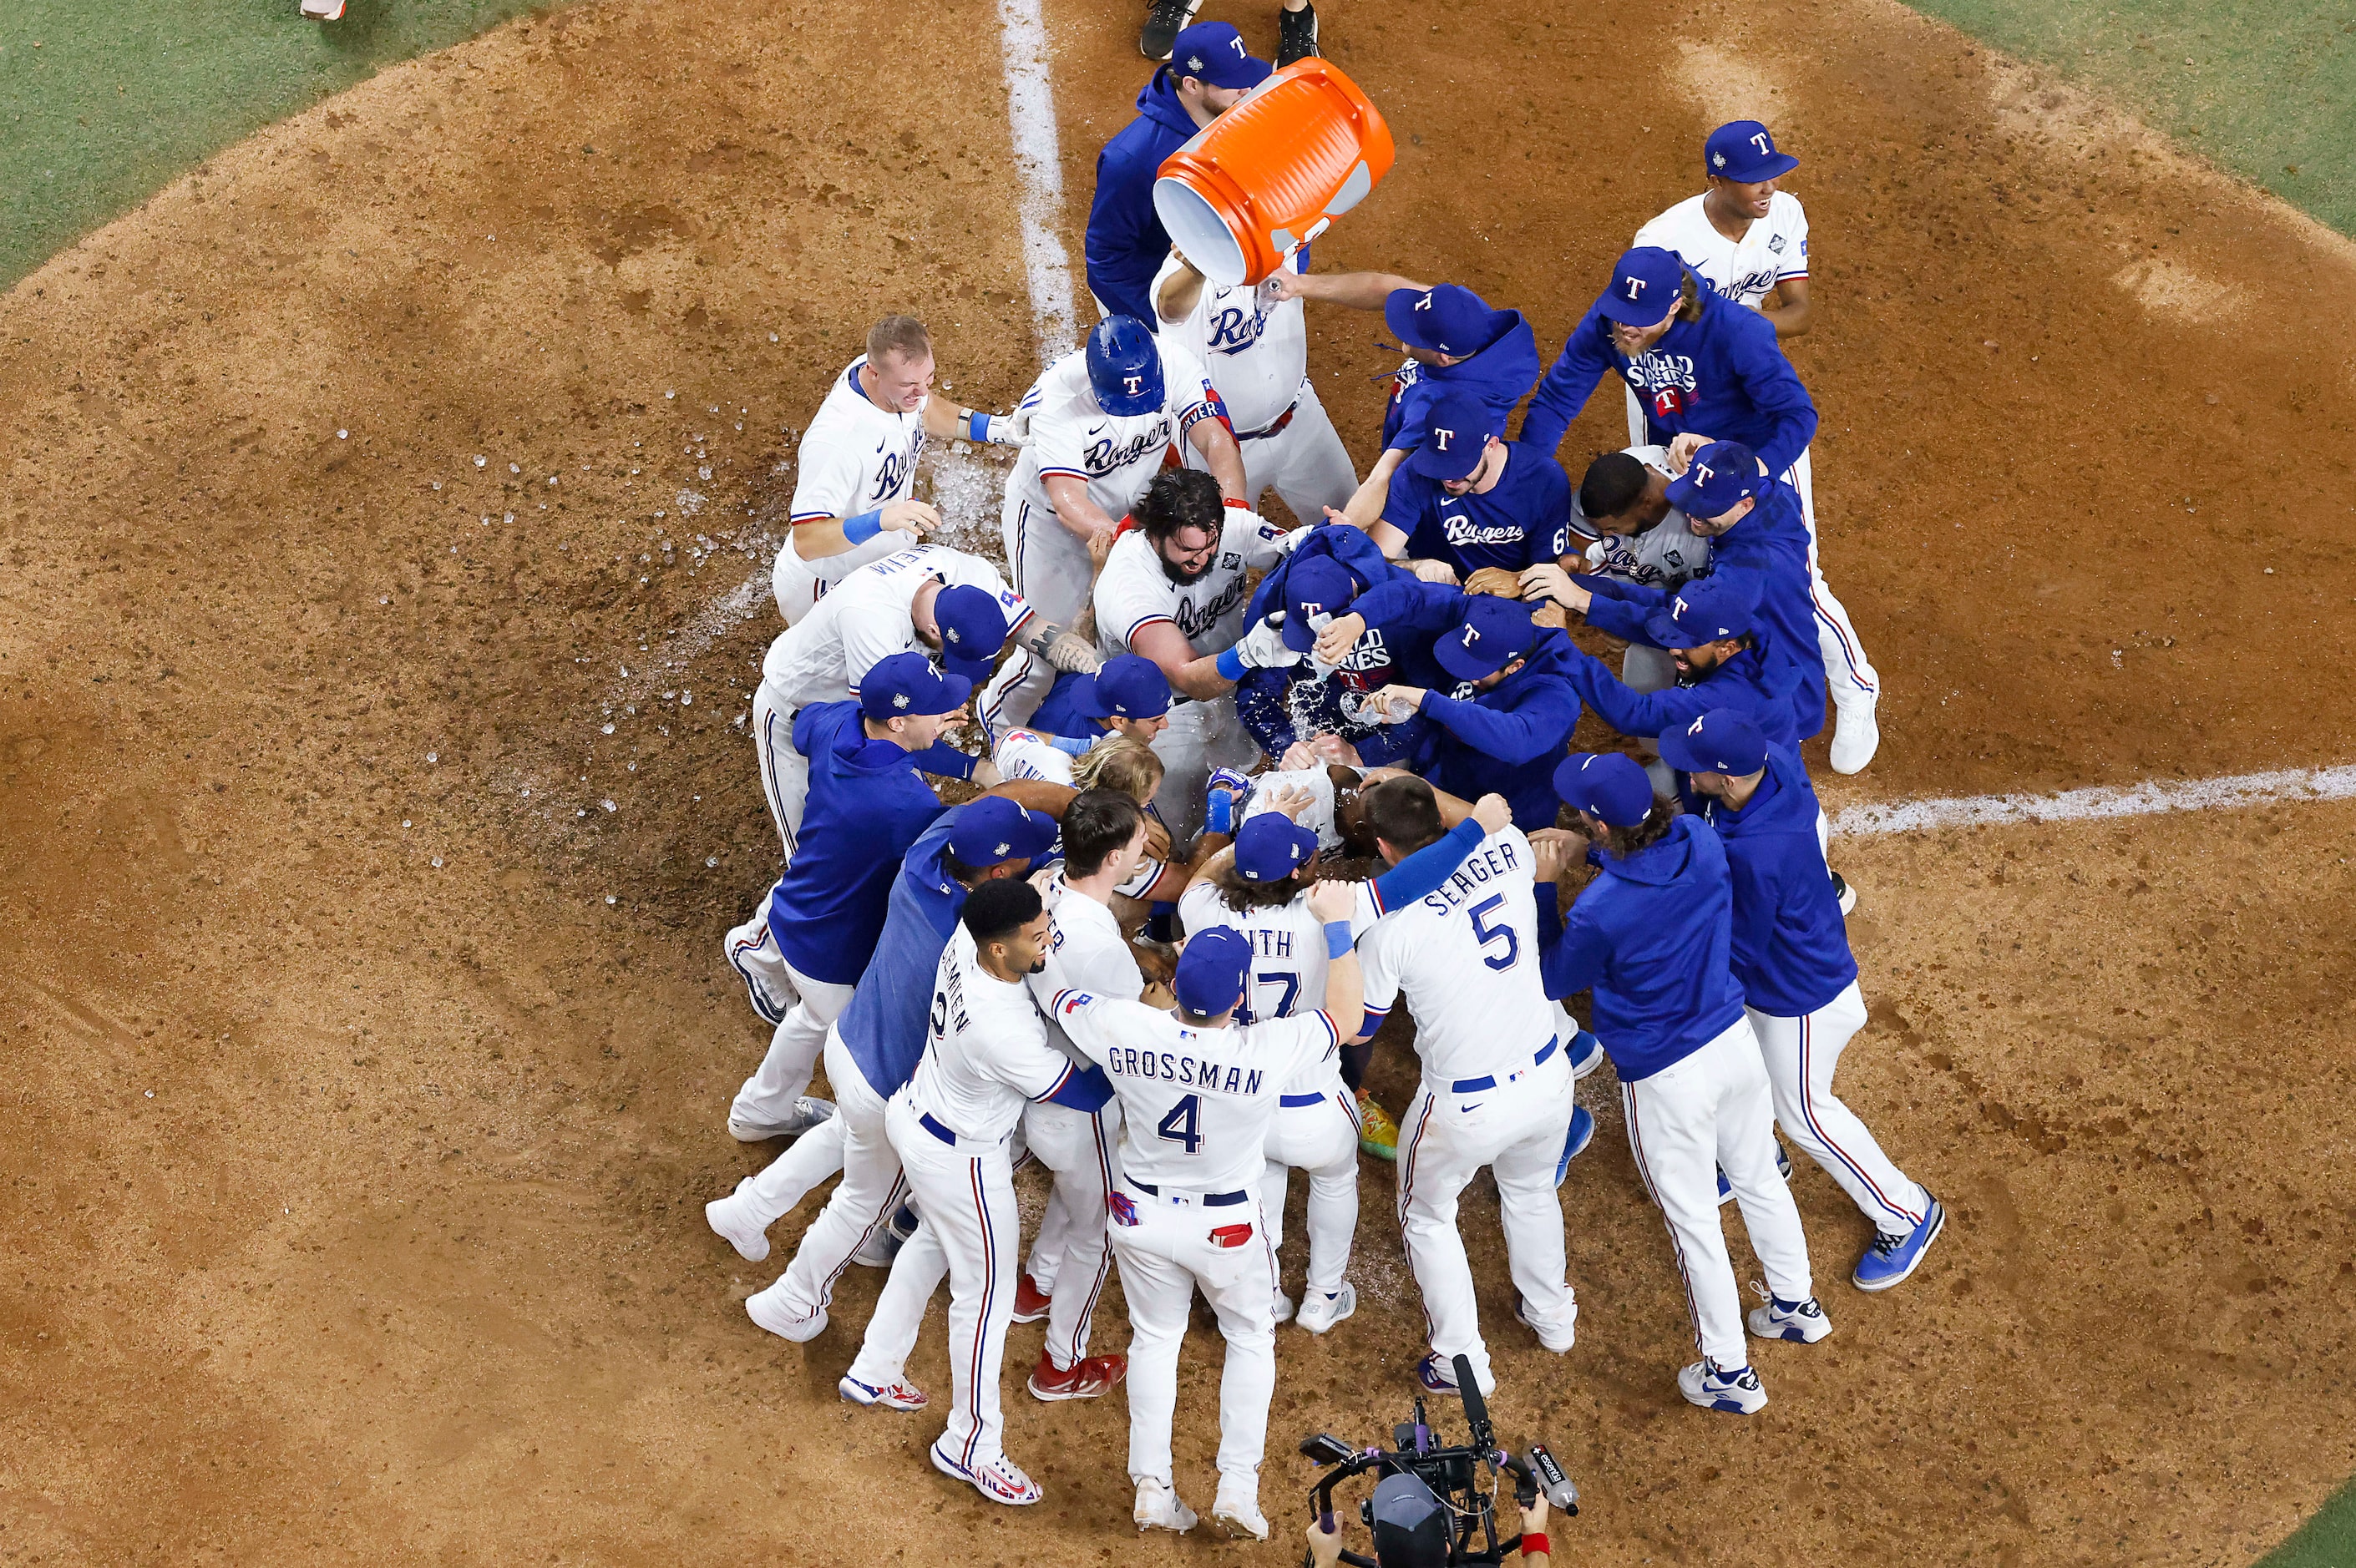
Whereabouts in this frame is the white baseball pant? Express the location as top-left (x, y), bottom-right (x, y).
top-left (730, 957), bottom-right (856, 1130)
top-left (1183, 381), bottom-right (1357, 523)
top-left (737, 1114), bottom-right (847, 1228)
top-left (1749, 983), bottom-right (1930, 1235)
top-left (1395, 1045), bottom-right (1576, 1394)
top-left (747, 1029), bottom-right (904, 1332)
top-left (770, 532), bottom-right (837, 628)
top-left (1110, 1185), bottom-right (1279, 1493)
top-left (1151, 695), bottom-right (1259, 842)
top-left (1620, 1014), bottom-right (1814, 1370)
top-left (1619, 387), bottom-right (1878, 710)
top-left (884, 1095), bottom-right (1022, 1474)
top-left (752, 677), bottom-right (809, 861)
top-left (1260, 1087), bottom-right (1361, 1299)
top-left (845, 1212), bottom-right (948, 1392)
top-left (981, 493), bottom-right (1092, 731)
top-left (1016, 1100), bottom-right (1124, 1370)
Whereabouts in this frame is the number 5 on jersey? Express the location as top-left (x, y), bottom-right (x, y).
top-left (1470, 893), bottom-right (1519, 972)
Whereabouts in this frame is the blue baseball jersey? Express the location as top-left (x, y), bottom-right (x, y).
top-left (833, 803), bottom-right (1005, 1100)
top-left (1685, 741), bottom-right (1857, 1017)
top-left (1026, 672), bottom-right (1110, 742)
top-left (1519, 280), bottom-right (1818, 479)
top-left (1406, 627), bottom-right (1585, 832)
top-left (1384, 442), bottom-right (1573, 578)
top-left (1084, 72), bottom-right (1198, 329)
top-left (1558, 639), bottom-right (1811, 751)
top-left (1380, 312), bottom-right (1543, 453)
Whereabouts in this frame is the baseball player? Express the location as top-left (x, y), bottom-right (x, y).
top-left (1231, 524), bottom-right (1431, 765)
top-left (980, 315), bottom-right (1248, 731)
top-left (1089, 468), bottom-right (1304, 838)
top-left (1153, 246), bottom-right (1357, 523)
top-left (718, 797), bottom-right (1060, 1356)
top-left (1540, 575), bottom-right (1812, 752)
top-left (1089, 22), bottom-right (1271, 326)
top-left (723, 655), bottom-right (980, 1144)
top-left (992, 655), bottom-right (1172, 786)
top-left (1364, 391), bottom-right (1575, 588)
top-left (1142, 0), bottom-right (1320, 68)
top-left (1668, 711), bottom-right (1944, 1290)
top-left (1566, 446), bottom-right (1712, 595)
top-left (887, 880), bottom-right (1117, 1505)
top-left (1519, 244), bottom-right (1879, 772)
top-left (1350, 776), bottom-right (1579, 1397)
top-left (1047, 908), bottom-right (1365, 1540)
top-left (1542, 752), bottom-right (1827, 1414)
top-left (772, 314), bottom-right (1021, 627)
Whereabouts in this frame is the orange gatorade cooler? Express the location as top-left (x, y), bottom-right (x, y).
top-left (1152, 59), bottom-right (1396, 287)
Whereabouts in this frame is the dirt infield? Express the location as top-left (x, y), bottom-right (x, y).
top-left (4, 0), bottom-right (2354, 1562)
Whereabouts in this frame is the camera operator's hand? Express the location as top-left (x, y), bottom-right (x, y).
top-left (1519, 1495), bottom-right (1552, 1560)
top-left (1306, 1515), bottom-right (1346, 1568)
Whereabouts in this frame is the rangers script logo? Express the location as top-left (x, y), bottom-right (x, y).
top-left (1087, 419), bottom-right (1171, 474)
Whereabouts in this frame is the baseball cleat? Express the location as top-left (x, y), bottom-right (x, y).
top-left (705, 1179), bottom-right (772, 1262)
top-left (1414, 1352), bottom-right (1461, 1393)
top-left (1135, 1478), bottom-right (1198, 1533)
top-left (1274, 0), bottom-right (1319, 66)
top-left (1356, 1093), bottom-right (1400, 1161)
top-left (1716, 1144), bottom-right (1794, 1205)
top-left (1272, 1289), bottom-right (1296, 1323)
top-left (743, 1283), bottom-right (827, 1345)
top-left (299, 0), bottom-right (347, 18)
top-left (1513, 1294), bottom-right (1578, 1353)
top-left (727, 1096), bottom-right (835, 1145)
top-left (1746, 1293), bottom-right (1833, 1343)
top-left (839, 1373), bottom-right (927, 1411)
top-left (1213, 1482), bottom-right (1271, 1541)
top-left (1011, 1272), bottom-right (1052, 1323)
top-left (1828, 697), bottom-right (1880, 776)
top-left (1027, 1351), bottom-right (1127, 1402)
top-left (930, 1443), bottom-right (1042, 1506)
top-left (1567, 1029), bottom-right (1605, 1080)
top-left (851, 1202), bottom-right (918, 1268)
top-left (1854, 1195), bottom-right (1946, 1292)
top-left (722, 912), bottom-right (795, 1024)
top-left (1678, 1359), bottom-right (1768, 1414)
top-left (1554, 1105), bottom-right (1596, 1185)
top-left (1138, 0), bottom-right (1202, 60)
top-left (1832, 871), bottom-right (1858, 916)
top-left (1295, 1282), bottom-right (1355, 1334)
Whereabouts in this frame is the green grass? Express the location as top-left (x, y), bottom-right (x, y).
top-left (1903, 0), bottom-right (2356, 236)
top-left (0, 0), bottom-right (554, 288)
top-left (2262, 1478), bottom-right (2356, 1568)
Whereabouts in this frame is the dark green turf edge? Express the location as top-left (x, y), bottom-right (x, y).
top-left (2256, 1477), bottom-right (2356, 1568)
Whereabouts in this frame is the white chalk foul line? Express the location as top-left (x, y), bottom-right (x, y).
top-left (1829, 764), bottom-right (2356, 837)
top-left (996, 0), bottom-right (1080, 357)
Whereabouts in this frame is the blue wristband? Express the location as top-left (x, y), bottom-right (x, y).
top-left (1204, 789), bottom-right (1235, 836)
top-left (842, 508), bottom-right (884, 544)
top-left (1213, 645), bottom-right (1249, 682)
top-left (965, 410), bottom-right (999, 443)
top-left (1324, 921), bottom-right (1353, 961)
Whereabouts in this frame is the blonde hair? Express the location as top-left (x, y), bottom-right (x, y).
top-left (1072, 734), bottom-right (1165, 803)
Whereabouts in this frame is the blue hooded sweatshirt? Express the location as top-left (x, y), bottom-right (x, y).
top-left (1542, 814), bottom-right (1747, 1082)
top-left (1382, 441), bottom-right (1574, 578)
top-left (1518, 278), bottom-right (1818, 479)
top-left (1235, 523), bottom-right (1432, 761)
top-left (1569, 475), bottom-right (1825, 739)
top-left (1684, 741), bottom-right (1857, 1017)
top-left (1558, 637), bottom-right (1811, 751)
top-left (767, 701), bottom-right (958, 986)
top-left (1380, 313), bottom-right (1543, 453)
top-left (1085, 70), bottom-right (1200, 329)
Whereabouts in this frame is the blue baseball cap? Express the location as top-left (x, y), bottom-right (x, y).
top-left (947, 796), bottom-right (1059, 869)
top-left (1234, 812), bottom-right (1317, 883)
top-left (1168, 22), bottom-right (1273, 90)
top-left (1641, 574), bottom-right (1760, 651)
top-left (1553, 751), bottom-right (1654, 827)
top-left (859, 650), bottom-right (973, 721)
top-left (1661, 440), bottom-right (1766, 520)
top-left (1407, 391), bottom-right (1501, 482)
top-left (932, 584), bottom-right (1011, 681)
top-left (1282, 555), bottom-right (1365, 652)
top-left (1174, 925), bottom-right (1255, 1017)
top-left (1071, 653), bottom-right (1172, 721)
top-left (1593, 246), bottom-right (1686, 326)
top-left (1658, 708), bottom-right (1769, 777)
top-left (1705, 120), bottom-right (1799, 183)
top-left (1383, 283), bottom-right (1513, 359)
top-left (1432, 594), bottom-right (1536, 683)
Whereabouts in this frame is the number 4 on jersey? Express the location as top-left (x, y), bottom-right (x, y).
top-left (1156, 1093), bottom-right (1203, 1154)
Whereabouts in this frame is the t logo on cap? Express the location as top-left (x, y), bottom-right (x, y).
top-left (1432, 427), bottom-right (1455, 452)
top-left (1692, 461), bottom-right (1715, 487)
top-left (1622, 274), bottom-right (1648, 299)
top-left (1414, 291), bottom-right (1434, 313)
top-left (1685, 714), bottom-right (1705, 737)
top-left (1673, 594), bottom-right (1692, 620)
top-left (1124, 373), bottom-right (1143, 396)
top-left (1750, 131), bottom-right (1772, 155)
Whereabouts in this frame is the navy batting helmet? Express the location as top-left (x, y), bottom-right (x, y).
top-left (1086, 316), bottom-right (1163, 417)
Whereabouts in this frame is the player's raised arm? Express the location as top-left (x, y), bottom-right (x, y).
top-left (1303, 878), bottom-right (1364, 1044)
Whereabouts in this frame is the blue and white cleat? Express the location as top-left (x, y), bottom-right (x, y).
top-left (1567, 1029), bottom-right (1604, 1080)
top-left (1853, 1194), bottom-right (1947, 1292)
top-left (1677, 1358), bottom-right (1767, 1414)
top-left (1555, 1105), bottom-right (1596, 1185)
top-left (1746, 1293), bottom-right (1833, 1343)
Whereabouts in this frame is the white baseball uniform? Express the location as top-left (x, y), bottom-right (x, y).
top-left (1234, 766), bottom-right (1344, 851)
top-left (1629, 193), bottom-right (1878, 711)
top-left (1046, 986), bottom-right (1340, 1496)
top-left (982, 341), bottom-right (1220, 729)
top-left (772, 357), bottom-right (930, 625)
top-left (752, 543), bottom-right (1028, 857)
top-left (1153, 250), bottom-right (1356, 523)
top-left (1092, 508), bottom-right (1290, 838)
top-left (1357, 827), bottom-right (1576, 1394)
top-left (1573, 444), bottom-right (1711, 721)
top-left (1015, 875), bottom-right (1134, 1373)
top-left (887, 928), bottom-right (1096, 1476)
top-left (1177, 877), bottom-right (1371, 1304)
